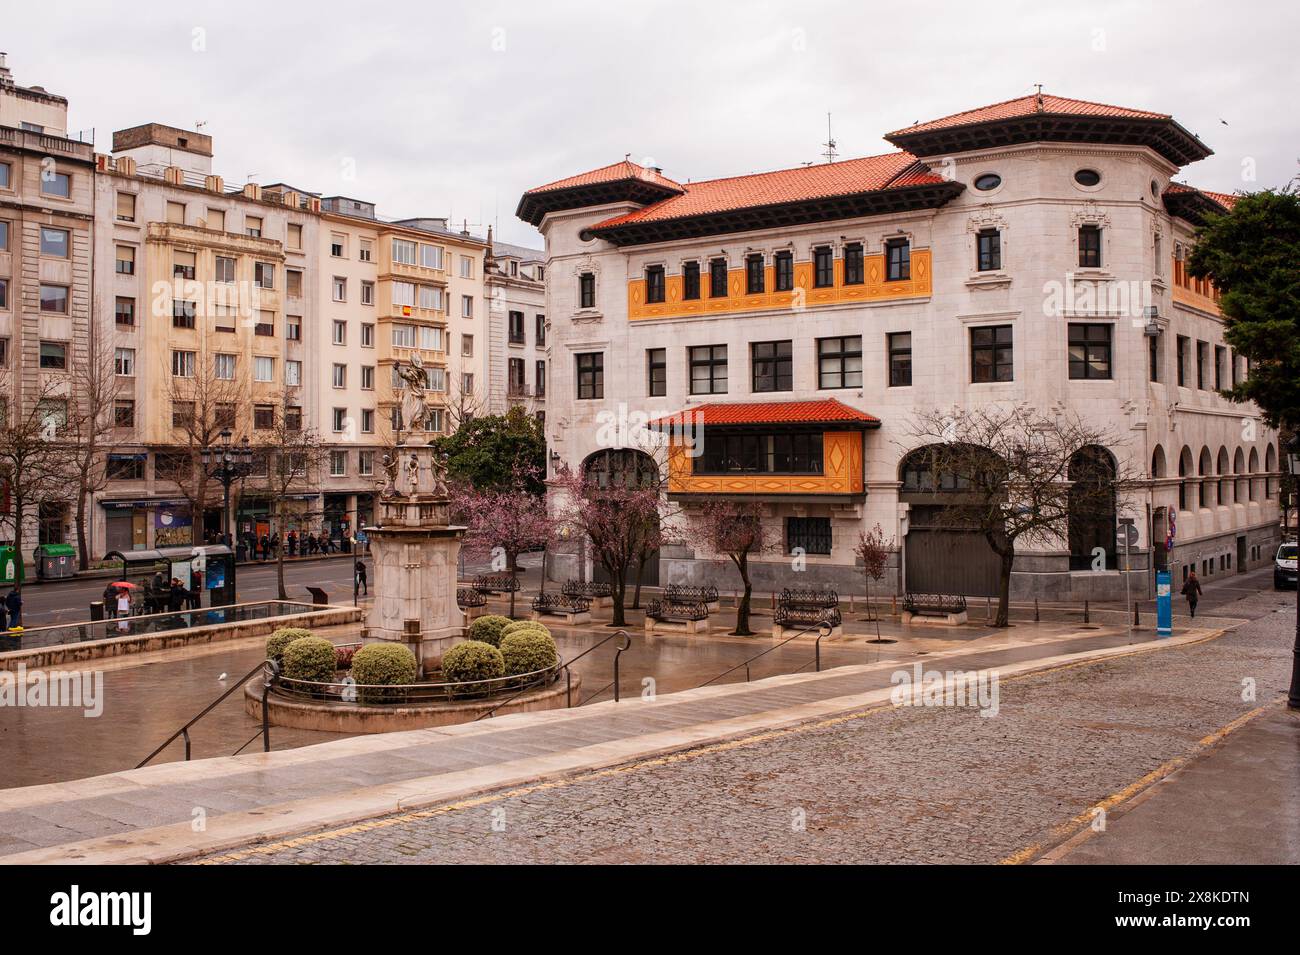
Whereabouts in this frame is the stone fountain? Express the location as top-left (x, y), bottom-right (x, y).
top-left (361, 359), bottom-right (466, 676)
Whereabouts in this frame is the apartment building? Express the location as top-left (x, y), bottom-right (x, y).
top-left (0, 53), bottom-right (96, 550)
top-left (484, 232), bottom-right (547, 417)
top-left (520, 92), bottom-right (1282, 601)
top-left (92, 125), bottom-right (321, 551)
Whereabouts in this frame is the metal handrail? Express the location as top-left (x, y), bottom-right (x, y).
top-left (697, 621), bottom-right (833, 688)
top-left (136, 660), bottom-right (276, 768)
top-left (476, 628), bottom-right (631, 720)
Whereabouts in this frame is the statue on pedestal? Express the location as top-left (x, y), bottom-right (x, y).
top-left (396, 354), bottom-right (430, 438)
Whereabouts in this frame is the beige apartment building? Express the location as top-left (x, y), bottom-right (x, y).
top-left (0, 53), bottom-right (96, 554)
top-left (91, 124), bottom-right (321, 552)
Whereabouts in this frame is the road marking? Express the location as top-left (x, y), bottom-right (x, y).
top-left (1001, 697), bottom-right (1285, 865)
top-left (199, 626), bottom-right (1234, 865)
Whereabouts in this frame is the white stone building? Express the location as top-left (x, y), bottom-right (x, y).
top-left (484, 232), bottom-right (547, 418)
top-left (519, 93), bottom-right (1281, 601)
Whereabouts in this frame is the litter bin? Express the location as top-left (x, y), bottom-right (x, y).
top-left (89, 600), bottom-right (105, 622)
top-left (34, 543), bottom-right (77, 580)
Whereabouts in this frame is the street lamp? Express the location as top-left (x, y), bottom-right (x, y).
top-left (1286, 434), bottom-right (1300, 709)
top-left (200, 428), bottom-right (254, 605)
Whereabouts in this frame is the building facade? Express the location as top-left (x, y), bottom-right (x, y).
top-left (0, 54), bottom-right (96, 551)
top-left (521, 93), bottom-right (1282, 601)
top-left (484, 233), bottom-right (547, 418)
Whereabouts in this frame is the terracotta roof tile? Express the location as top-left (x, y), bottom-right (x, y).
top-left (651, 398), bottom-right (880, 429)
top-left (590, 152), bottom-right (939, 231)
top-left (1201, 190), bottom-right (1240, 210)
top-left (888, 92), bottom-right (1168, 136)
top-left (523, 160), bottom-right (683, 196)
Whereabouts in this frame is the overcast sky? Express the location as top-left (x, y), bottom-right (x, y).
top-left (7, 1), bottom-right (1297, 245)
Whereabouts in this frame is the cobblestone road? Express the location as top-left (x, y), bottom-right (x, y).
top-left (209, 588), bottom-right (1294, 865)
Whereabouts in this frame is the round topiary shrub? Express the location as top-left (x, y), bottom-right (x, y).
top-left (350, 643), bottom-right (418, 704)
top-left (500, 629), bottom-right (559, 678)
top-left (501, 619), bottom-right (550, 641)
top-left (267, 627), bottom-right (313, 663)
top-left (281, 636), bottom-right (338, 684)
top-left (441, 640), bottom-right (505, 690)
top-left (467, 614), bottom-right (513, 647)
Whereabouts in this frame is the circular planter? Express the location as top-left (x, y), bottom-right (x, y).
top-left (245, 671), bottom-right (580, 734)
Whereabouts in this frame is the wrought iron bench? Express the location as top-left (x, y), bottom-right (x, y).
top-left (562, 580), bottom-right (613, 606)
top-left (901, 593), bottom-right (969, 625)
top-left (473, 574), bottom-right (520, 596)
top-left (773, 589), bottom-right (843, 636)
top-left (644, 598), bottom-right (711, 634)
top-left (457, 587), bottom-right (486, 609)
top-left (664, 584), bottom-right (720, 612)
top-left (531, 591), bottom-right (592, 624)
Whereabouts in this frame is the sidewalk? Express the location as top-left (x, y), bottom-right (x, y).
top-left (1047, 703), bottom-right (1300, 865)
top-left (0, 623), bottom-right (1219, 864)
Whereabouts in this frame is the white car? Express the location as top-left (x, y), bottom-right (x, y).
top-left (1274, 542), bottom-right (1297, 589)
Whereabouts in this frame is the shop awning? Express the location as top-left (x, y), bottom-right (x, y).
top-left (651, 398), bottom-right (880, 433)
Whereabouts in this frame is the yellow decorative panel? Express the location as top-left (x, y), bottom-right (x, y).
top-left (629, 250), bottom-right (931, 321)
top-left (667, 431), bottom-right (864, 495)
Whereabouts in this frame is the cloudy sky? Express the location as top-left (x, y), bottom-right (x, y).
top-left (7, 0), bottom-right (1297, 245)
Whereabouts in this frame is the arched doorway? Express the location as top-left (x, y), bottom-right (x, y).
top-left (581, 449), bottom-right (661, 586)
top-left (1068, 446), bottom-right (1117, 571)
top-left (899, 445), bottom-right (1001, 596)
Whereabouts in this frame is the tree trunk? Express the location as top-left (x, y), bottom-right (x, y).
top-left (276, 504), bottom-right (288, 600)
top-left (11, 499), bottom-right (24, 591)
top-left (632, 552), bottom-right (647, 609)
top-left (995, 549), bottom-right (1014, 627)
top-left (609, 564), bottom-right (627, 627)
top-left (75, 488), bottom-right (89, 571)
top-left (507, 550), bottom-right (518, 618)
top-left (733, 552), bottom-right (753, 636)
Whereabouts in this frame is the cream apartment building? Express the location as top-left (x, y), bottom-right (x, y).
top-left (0, 54), bottom-right (96, 554)
top-left (91, 124), bottom-right (321, 552)
top-left (521, 93), bottom-right (1282, 601)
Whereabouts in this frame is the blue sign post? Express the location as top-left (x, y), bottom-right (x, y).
top-left (1156, 570), bottom-right (1173, 638)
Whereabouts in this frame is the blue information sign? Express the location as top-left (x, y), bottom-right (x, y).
top-left (1156, 570), bottom-right (1173, 638)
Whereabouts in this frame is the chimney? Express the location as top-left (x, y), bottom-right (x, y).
top-left (117, 156), bottom-right (136, 176)
top-left (164, 166), bottom-right (184, 185)
top-left (204, 174), bottom-right (223, 193)
top-left (242, 182), bottom-right (261, 201)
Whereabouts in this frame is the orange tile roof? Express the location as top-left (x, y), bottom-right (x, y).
top-left (523, 160), bottom-right (683, 196)
top-left (1201, 190), bottom-right (1240, 210)
top-left (888, 92), bottom-right (1168, 136)
top-left (590, 152), bottom-right (938, 231)
top-left (1165, 183), bottom-right (1239, 214)
top-left (651, 398), bottom-right (880, 429)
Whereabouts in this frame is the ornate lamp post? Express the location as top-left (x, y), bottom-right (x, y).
top-left (1285, 434), bottom-right (1300, 709)
top-left (200, 428), bottom-right (254, 598)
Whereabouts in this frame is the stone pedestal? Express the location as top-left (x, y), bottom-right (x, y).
top-left (361, 440), bottom-right (465, 676)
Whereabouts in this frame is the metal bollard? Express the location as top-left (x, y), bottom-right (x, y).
top-left (1034, 598), bottom-right (1040, 622)
top-left (1084, 599), bottom-right (1090, 624)
top-left (1134, 601), bottom-right (1140, 627)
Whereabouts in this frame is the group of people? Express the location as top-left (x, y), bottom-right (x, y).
top-left (103, 573), bottom-right (198, 618)
top-left (240, 531), bottom-right (346, 561)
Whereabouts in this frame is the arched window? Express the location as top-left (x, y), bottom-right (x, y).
top-left (1069, 446), bottom-right (1117, 571)
top-left (1266, 444), bottom-right (1278, 498)
top-left (1151, 445), bottom-right (1166, 479)
top-left (1248, 447), bottom-right (1260, 501)
top-left (1198, 447), bottom-right (1213, 508)
top-left (1234, 448), bottom-right (1247, 504)
top-left (1217, 447), bottom-right (1231, 504)
top-left (581, 449), bottom-right (658, 490)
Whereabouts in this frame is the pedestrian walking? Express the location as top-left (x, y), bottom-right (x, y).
top-left (354, 559), bottom-right (368, 596)
top-left (4, 588), bottom-right (22, 629)
top-left (0, 598), bottom-right (8, 632)
top-left (116, 589), bottom-right (132, 621)
top-left (1181, 569), bottom-right (1203, 618)
top-left (103, 583), bottom-right (120, 618)
top-left (167, 578), bottom-right (185, 613)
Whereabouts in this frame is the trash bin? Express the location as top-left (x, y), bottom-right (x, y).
top-left (0, 546), bottom-right (23, 585)
top-left (89, 600), bottom-right (105, 622)
top-left (34, 543), bottom-right (77, 580)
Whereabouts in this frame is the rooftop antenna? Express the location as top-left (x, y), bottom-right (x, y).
top-left (821, 113), bottom-right (838, 164)
top-left (196, 120), bottom-right (208, 130)
top-left (1034, 83), bottom-right (1044, 111)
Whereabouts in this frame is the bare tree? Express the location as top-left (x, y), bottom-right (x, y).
top-left (906, 405), bottom-right (1138, 627)
top-left (854, 523), bottom-right (895, 636)
top-left (66, 349), bottom-right (122, 570)
top-left (163, 356), bottom-right (248, 545)
top-left (254, 391), bottom-right (328, 600)
top-left (695, 499), bottom-right (771, 636)
top-left (0, 379), bottom-right (77, 583)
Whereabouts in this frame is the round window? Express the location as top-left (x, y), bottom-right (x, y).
top-left (973, 173), bottom-right (1002, 191)
top-left (1074, 169), bottom-right (1102, 187)
top-left (1150, 179), bottom-right (1161, 199)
